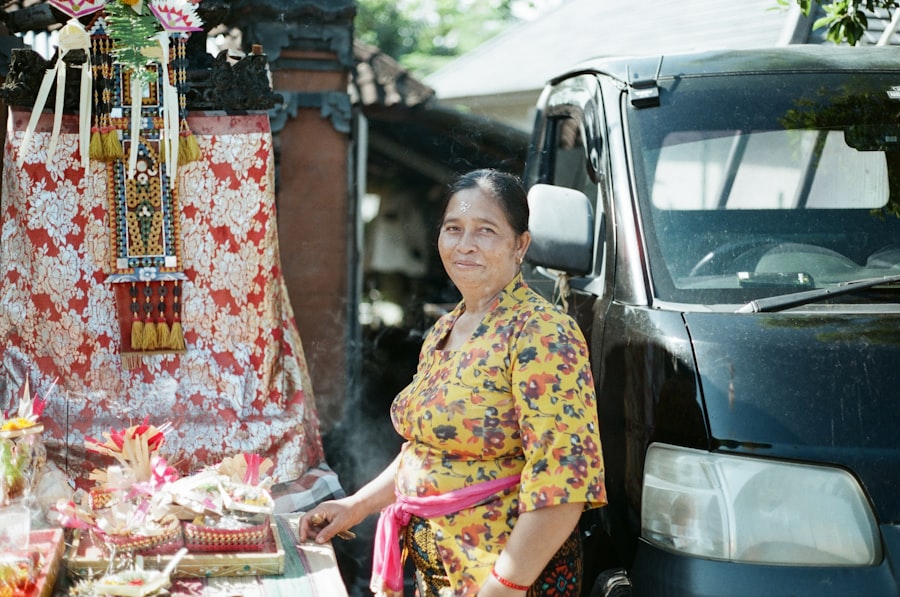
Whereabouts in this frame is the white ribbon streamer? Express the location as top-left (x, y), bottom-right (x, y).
top-left (128, 75), bottom-right (143, 178)
top-left (18, 19), bottom-right (92, 171)
top-left (156, 32), bottom-right (180, 187)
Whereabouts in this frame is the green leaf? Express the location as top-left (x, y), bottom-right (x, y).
top-left (104, 1), bottom-right (161, 84)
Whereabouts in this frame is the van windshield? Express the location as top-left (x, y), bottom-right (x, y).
top-left (628, 71), bottom-right (900, 306)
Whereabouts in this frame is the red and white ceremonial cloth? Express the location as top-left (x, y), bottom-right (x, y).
top-left (0, 109), bottom-right (326, 489)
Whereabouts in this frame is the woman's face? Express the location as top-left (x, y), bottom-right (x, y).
top-left (438, 186), bottom-right (530, 299)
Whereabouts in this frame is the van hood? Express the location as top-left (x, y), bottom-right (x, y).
top-left (684, 311), bottom-right (900, 523)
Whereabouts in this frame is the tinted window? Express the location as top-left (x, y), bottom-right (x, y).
top-left (628, 72), bottom-right (900, 304)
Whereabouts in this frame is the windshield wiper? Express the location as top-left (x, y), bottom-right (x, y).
top-left (736, 274), bottom-right (900, 313)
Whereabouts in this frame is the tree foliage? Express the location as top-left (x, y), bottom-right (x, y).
top-left (355, 0), bottom-right (542, 76)
top-left (783, 0), bottom-right (900, 45)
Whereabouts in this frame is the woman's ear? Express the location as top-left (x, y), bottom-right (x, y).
top-left (517, 231), bottom-right (532, 263)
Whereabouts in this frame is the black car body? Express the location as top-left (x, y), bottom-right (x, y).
top-left (522, 46), bottom-right (900, 596)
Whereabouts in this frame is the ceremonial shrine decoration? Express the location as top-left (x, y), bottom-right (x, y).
top-left (0, 0), bottom-right (327, 515)
top-left (17, 2), bottom-right (204, 367)
top-left (91, 3), bottom-right (201, 364)
top-left (2, 110), bottom-right (323, 489)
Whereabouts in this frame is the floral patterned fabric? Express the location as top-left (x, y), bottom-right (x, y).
top-left (391, 274), bottom-right (606, 597)
top-left (0, 109), bottom-right (325, 489)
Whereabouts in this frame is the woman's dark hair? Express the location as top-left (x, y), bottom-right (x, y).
top-left (440, 169), bottom-right (529, 235)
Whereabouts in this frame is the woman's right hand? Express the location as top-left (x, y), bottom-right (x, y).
top-left (300, 452), bottom-right (402, 544)
top-left (299, 496), bottom-right (366, 544)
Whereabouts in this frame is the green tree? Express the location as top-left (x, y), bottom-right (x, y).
top-left (355, 0), bottom-right (546, 76)
top-left (782, 0), bottom-right (900, 45)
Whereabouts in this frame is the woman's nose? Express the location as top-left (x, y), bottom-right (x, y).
top-left (457, 229), bottom-right (477, 251)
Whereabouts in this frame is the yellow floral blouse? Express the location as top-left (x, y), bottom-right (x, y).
top-left (391, 274), bottom-right (606, 596)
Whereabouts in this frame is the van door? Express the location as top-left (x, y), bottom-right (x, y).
top-left (524, 73), bottom-right (624, 587)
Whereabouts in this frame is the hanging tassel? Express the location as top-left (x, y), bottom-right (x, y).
top-left (175, 35), bottom-right (200, 167)
top-left (95, 35), bottom-right (123, 162)
top-left (156, 319), bottom-right (171, 349)
top-left (103, 125), bottom-right (123, 160)
top-left (131, 319), bottom-right (144, 350)
top-left (90, 37), bottom-right (106, 161)
top-left (170, 280), bottom-right (185, 351)
top-left (169, 320), bottom-right (185, 351)
top-left (129, 282), bottom-right (142, 349)
top-left (178, 131), bottom-right (200, 165)
top-left (141, 315), bottom-right (158, 350)
top-left (90, 127), bottom-right (104, 160)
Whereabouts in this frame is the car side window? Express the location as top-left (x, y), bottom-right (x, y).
top-left (539, 75), bottom-right (609, 283)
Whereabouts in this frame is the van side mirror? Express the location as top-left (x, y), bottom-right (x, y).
top-left (526, 184), bottom-right (594, 275)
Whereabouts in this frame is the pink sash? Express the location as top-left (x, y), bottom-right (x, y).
top-left (370, 475), bottom-right (520, 595)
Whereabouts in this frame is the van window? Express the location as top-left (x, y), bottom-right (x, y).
top-left (628, 72), bottom-right (900, 305)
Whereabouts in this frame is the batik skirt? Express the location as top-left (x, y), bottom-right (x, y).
top-left (404, 514), bottom-right (583, 597)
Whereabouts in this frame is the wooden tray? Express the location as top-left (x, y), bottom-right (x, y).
top-left (65, 520), bottom-right (285, 579)
top-left (11, 528), bottom-right (66, 597)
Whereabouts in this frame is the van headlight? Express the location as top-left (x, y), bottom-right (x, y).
top-left (641, 443), bottom-right (881, 566)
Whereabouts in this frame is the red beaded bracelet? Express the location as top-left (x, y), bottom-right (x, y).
top-left (491, 567), bottom-right (529, 592)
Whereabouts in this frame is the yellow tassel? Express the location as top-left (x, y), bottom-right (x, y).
top-left (141, 318), bottom-right (158, 351)
top-left (156, 320), bottom-right (171, 349)
top-left (169, 321), bottom-right (185, 351)
top-left (89, 129), bottom-right (104, 161)
top-left (103, 130), bottom-right (123, 161)
top-left (131, 319), bottom-right (144, 350)
top-left (178, 132), bottom-right (201, 165)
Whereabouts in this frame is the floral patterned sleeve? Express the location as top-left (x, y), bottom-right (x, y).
top-left (510, 305), bottom-right (606, 513)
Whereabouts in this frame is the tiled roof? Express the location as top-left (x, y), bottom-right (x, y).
top-left (352, 40), bottom-right (434, 109)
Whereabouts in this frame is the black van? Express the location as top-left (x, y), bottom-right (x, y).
top-left (523, 45), bottom-right (900, 596)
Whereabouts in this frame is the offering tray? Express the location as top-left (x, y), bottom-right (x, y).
top-left (65, 519), bottom-right (285, 579)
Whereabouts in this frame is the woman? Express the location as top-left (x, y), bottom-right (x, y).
top-left (300, 169), bottom-right (606, 596)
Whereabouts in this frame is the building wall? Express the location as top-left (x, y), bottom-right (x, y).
top-left (273, 50), bottom-right (353, 432)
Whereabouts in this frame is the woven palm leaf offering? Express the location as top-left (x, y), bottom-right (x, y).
top-left (56, 418), bottom-right (184, 557)
top-left (167, 454), bottom-right (276, 552)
